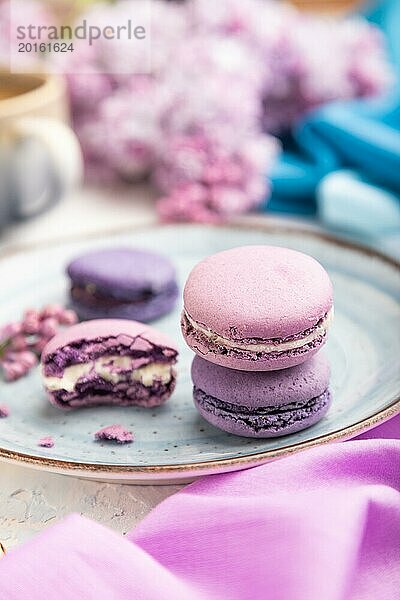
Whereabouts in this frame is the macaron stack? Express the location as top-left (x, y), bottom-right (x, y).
top-left (181, 246), bottom-right (334, 438)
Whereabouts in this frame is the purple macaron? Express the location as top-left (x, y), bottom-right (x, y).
top-left (67, 248), bottom-right (179, 323)
top-left (182, 245), bottom-right (333, 371)
top-left (191, 354), bottom-right (331, 438)
top-left (41, 319), bottom-right (178, 410)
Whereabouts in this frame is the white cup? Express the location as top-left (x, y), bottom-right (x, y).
top-left (0, 71), bottom-right (82, 227)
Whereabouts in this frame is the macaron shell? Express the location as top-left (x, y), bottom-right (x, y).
top-left (194, 389), bottom-right (331, 438)
top-left (183, 246), bottom-right (333, 340)
top-left (191, 353), bottom-right (330, 409)
top-left (67, 248), bottom-right (176, 296)
top-left (69, 286), bottom-right (178, 324)
top-left (42, 319), bottom-right (177, 360)
top-left (46, 386), bottom-right (174, 411)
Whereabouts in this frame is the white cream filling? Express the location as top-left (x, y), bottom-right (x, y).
top-left (43, 355), bottom-right (173, 393)
top-left (185, 308), bottom-right (333, 353)
top-left (132, 362), bottom-right (172, 386)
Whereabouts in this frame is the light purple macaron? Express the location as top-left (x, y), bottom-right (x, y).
top-left (67, 248), bottom-right (179, 323)
top-left (192, 353), bottom-right (331, 438)
top-left (41, 319), bottom-right (178, 410)
top-left (182, 245), bottom-right (333, 371)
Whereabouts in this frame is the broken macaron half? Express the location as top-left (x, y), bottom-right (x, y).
top-left (41, 319), bottom-right (178, 409)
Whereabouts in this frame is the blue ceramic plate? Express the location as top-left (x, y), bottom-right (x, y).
top-left (0, 223), bottom-right (399, 484)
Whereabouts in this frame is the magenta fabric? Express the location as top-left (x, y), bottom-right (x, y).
top-left (0, 416), bottom-right (399, 600)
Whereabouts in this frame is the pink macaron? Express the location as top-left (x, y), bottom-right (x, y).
top-left (181, 245), bottom-right (333, 371)
top-left (41, 319), bottom-right (178, 409)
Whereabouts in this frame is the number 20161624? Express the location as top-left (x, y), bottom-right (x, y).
top-left (18, 42), bottom-right (74, 53)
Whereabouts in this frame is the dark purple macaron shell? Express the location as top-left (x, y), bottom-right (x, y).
top-left (42, 319), bottom-right (178, 410)
top-left (67, 248), bottom-right (179, 322)
top-left (191, 354), bottom-right (331, 438)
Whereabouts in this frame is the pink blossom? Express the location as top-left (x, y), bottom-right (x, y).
top-left (10, 335), bottom-right (28, 351)
top-left (23, 309), bottom-right (40, 321)
top-left (0, 322), bottom-right (22, 343)
top-left (0, 404), bottom-right (9, 418)
top-left (21, 316), bottom-right (40, 335)
top-left (41, 304), bottom-right (64, 319)
top-left (0, 304), bottom-right (78, 382)
top-left (58, 309), bottom-right (78, 326)
top-left (2, 360), bottom-right (28, 382)
top-left (39, 318), bottom-right (59, 339)
top-left (17, 351), bottom-right (38, 369)
top-left (156, 133), bottom-right (278, 223)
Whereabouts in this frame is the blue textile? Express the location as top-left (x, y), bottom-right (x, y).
top-left (266, 0), bottom-right (400, 235)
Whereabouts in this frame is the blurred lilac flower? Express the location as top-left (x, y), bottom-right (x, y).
top-left (75, 77), bottom-right (169, 181)
top-left (0, 0), bottom-right (54, 68)
top-left (0, 305), bottom-right (78, 383)
top-left (68, 1), bottom-right (390, 220)
top-left (6, 0), bottom-right (390, 222)
top-left (159, 36), bottom-right (263, 137)
top-left (0, 404), bottom-right (9, 418)
top-left (152, 29), bottom-right (276, 222)
top-left (156, 132), bottom-right (278, 223)
top-left (191, 0), bottom-right (392, 132)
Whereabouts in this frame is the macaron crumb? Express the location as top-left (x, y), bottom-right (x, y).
top-left (94, 424), bottom-right (134, 444)
top-left (0, 404), bottom-right (10, 418)
top-left (38, 436), bottom-right (55, 448)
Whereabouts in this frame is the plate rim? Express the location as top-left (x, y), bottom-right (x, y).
top-left (0, 220), bottom-right (399, 477)
top-left (0, 399), bottom-right (399, 477)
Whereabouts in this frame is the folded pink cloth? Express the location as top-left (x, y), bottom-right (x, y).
top-left (1, 416), bottom-right (399, 600)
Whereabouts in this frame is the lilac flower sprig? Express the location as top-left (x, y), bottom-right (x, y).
top-left (155, 131), bottom-right (279, 222)
top-left (0, 305), bottom-right (78, 382)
